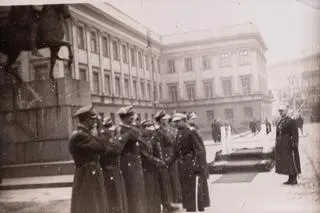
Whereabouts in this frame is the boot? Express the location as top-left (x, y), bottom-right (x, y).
top-left (163, 203), bottom-right (179, 212)
top-left (283, 175), bottom-right (292, 185)
top-left (290, 175), bottom-right (298, 185)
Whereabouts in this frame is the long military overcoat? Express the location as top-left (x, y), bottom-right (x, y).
top-left (118, 124), bottom-right (147, 213)
top-left (69, 125), bottom-right (108, 213)
top-left (275, 116), bottom-right (301, 175)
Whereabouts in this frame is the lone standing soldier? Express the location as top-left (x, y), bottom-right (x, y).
top-left (275, 105), bottom-right (301, 185)
top-left (69, 105), bottom-right (108, 213)
top-left (165, 113), bottom-right (209, 212)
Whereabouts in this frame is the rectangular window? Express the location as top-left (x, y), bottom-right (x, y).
top-left (146, 55), bottom-right (150, 71)
top-left (204, 81), bottom-right (213, 98)
top-left (90, 31), bottom-right (98, 53)
top-left (158, 59), bottom-right (161, 74)
top-left (168, 85), bottom-right (178, 102)
top-left (147, 83), bottom-right (151, 99)
top-left (167, 60), bottom-right (176, 73)
top-left (186, 83), bottom-right (196, 100)
top-left (77, 25), bottom-right (85, 49)
top-left (224, 108), bottom-right (234, 120)
top-left (153, 84), bottom-right (157, 101)
top-left (202, 55), bottom-right (211, 70)
top-left (140, 81), bottom-right (145, 99)
top-left (79, 67), bottom-right (87, 81)
top-left (102, 36), bottom-right (109, 57)
top-left (240, 75), bottom-right (251, 95)
top-left (130, 48), bottom-right (136, 66)
top-left (92, 71), bottom-right (100, 94)
top-left (113, 40), bottom-right (119, 61)
top-left (122, 44), bottom-right (128, 63)
top-left (124, 78), bottom-right (129, 97)
top-left (244, 106), bottom-right (253, 119)
top-left (138, 52), bottom-right (143, 68)
top-left (104, 73), bottom-right (111, 95)
top-left (132, 79), bottom-right (137, 99)
top-left (34, 63), bottom-right (49, 81)
top-left (220, 52), bottom-right (229, 67)
top-left (115, 76), bottom-right (121, 97)
top-left (185, 57), bottom-right (193, 72)
top-left (222, 79), bottom-right (232, 96)
top-left (206, 110), bottom-right (214, 122)
top-left (239, 49), bottom-right (249, 65)
top-left (159, 84), bottom-right (163, 100)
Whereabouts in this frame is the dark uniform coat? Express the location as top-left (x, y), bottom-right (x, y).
top-left (168, 125), bottom-right (209, 212)
top-left (275, 116), bottom-right (301, 175)
top-left (140, 130), bottom-right (162, 213)
top-left (99, 131), bottom-right (128, 213)
top-left (118, 124), bottom-right (147, 213)
top-left (154, 127), bottom-right (174, 205)
top-left (69, 124), bottom-right (108, 213)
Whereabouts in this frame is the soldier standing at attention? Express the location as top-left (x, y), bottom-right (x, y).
top-left (275, 105), bottom-right (301, 185)
top-left (117, 105), bottom-right (147, 213)
top-left (69, 105), bottom-right (109, 213)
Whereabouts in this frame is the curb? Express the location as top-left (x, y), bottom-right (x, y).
top-left (0, 181), bottom-right (73, 191)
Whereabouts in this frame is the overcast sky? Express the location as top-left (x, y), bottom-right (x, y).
top-left (105, 0), bottom-right (320, 65)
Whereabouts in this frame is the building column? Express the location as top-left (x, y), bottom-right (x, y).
top-left (118, 40), bottom-right (124, 98)
top-left (109, 35), bottom-right (116, 96)
top-left (97, 30), bottom-right (104, 96)
top-left (128, 44), bottom-right (133, 99)
top-left (71, 18), bottom-right (80, 80)
top-left (85, 24), bottom-right (93, 92)
top-left (178, 58), bottom-right (184, 100)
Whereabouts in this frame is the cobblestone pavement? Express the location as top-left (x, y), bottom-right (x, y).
top-left (0, 123), bottom-right (319, 213)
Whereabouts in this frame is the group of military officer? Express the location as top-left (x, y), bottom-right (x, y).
top-left (69, 104), bottom-right (210, 213)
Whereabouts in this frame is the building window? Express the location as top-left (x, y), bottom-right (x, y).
top-left (34, 63), bottom-right (49, 81)
top-left (168, 60), bottom-right (176, 73)
top-left (240, 75), bottom-right (251, 95)
top-left (224, 108), bottom-right (234, 120)
top-left (202, 55), bottom-right (211, 70)
top-left (220, 52), bottom-right (229, 67)
top-left (130, 48), bottom-right (136, 66)
top-left (112, 40), bottom-right (119, 61)
top-left (222, 79), bottom-right (232, 96)
top-left (92, 70), bottom-right (100, 94)
top-left (204, 81), bottom-right (213, 98)
top-left (239, 49), bottom-right (249, 65)
top-left (77, 25), bottom-right (85, 49)
top-left (79, 67), bottom-right (87, 81)
top-left (102, 36), bottom-right (110, 57)
top-left (115, 76), bottom-right (121, 97)
top-left (138, 52), bottom-right (143, 68)
top-left (159, 84), bottom-right (163, 100)
top-left (122, 44), bottom-right (128, 63)
top-left (104, 73), bottom-right (111, 95)
top-left (140, 81), bottom-right (145, 99)
top-left (147, 83), bottom-right (151, 99)
top-left (206, 110), bottom-right (214, 122)
top-left (132, 79), bottom-right (137, 99)
top-left (90, 31), bottom-right (98, 53)
top-left (244, 106), bottom-right (253, 119)
top-left (185, 57), bottom-right (193, 72)
top-left (186, 83), bottom-right (196, 100)
top-left (144, 113), bottom-right (148, 120)
top-left (158, 59), bottom-right (161, 74)
top-left (146, 55), bottom-right (150, 71)
top-left (153, 84), bottom-right (157, 101)
top-left (124, 78), bottom-right (129, 97)
top-left (168, 85), bottom-right (178, 102)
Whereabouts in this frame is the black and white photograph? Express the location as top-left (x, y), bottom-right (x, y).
top-left (0, 0), bottom-right (319, 212)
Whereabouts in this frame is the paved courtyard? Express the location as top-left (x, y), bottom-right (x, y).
top-left (0, 123), bottom-right (319, 213)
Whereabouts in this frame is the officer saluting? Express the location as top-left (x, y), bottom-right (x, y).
top-left (69, 105), bottom-right (108, 213)
top-left (165, 113), bottom-right (208, 212)
top-left (117, 105), bottom-right (147, 213)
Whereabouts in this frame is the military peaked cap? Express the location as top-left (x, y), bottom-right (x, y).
top-left (172, 112), bottom-right (187, 122)
top-left (73, 105), bottom-right (97, 118)
top-left (187, 112), bottom-right (198, 120)
top-left (155, 110), bottom-right (166, 119)
top-left (117, 105), bottom-right (134, 116)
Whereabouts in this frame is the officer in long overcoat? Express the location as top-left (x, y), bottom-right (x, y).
top-left (165, 113), bottom-right (208, 212)
top-left (275, 105), bottom-right (301, 185)
top-left (117, 105), bottom-right (147, 213)
top-left (140, 120), bottom-right (166, 213)
top-left (187, 112), bottom-right (210, 209)
top-left (99, 117), bottom-right (128, 213)
top-left (154, 110), bottom-right (180, 212)
top-left (69, 105), bottom-right (109, 213)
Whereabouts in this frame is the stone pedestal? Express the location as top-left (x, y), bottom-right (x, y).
top-left (0, 78), bottom-right (91, 178)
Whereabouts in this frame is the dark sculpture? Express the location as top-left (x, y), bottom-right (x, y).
top-left (0, 4), bottom-right (73, 107)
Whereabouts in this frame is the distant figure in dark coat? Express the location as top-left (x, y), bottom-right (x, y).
top-left (295, 114), bottom-right (304, 135)
top-left (249, 119), bottom-right (257, 135)
top-left (69, 105), bottom-right (109, 213)
top-left (265, 118), bottom-right (271, 135)
top-left (275, 105), bottom-right (301, 185)
top-left (211, 119), bottom-right (221, 143)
